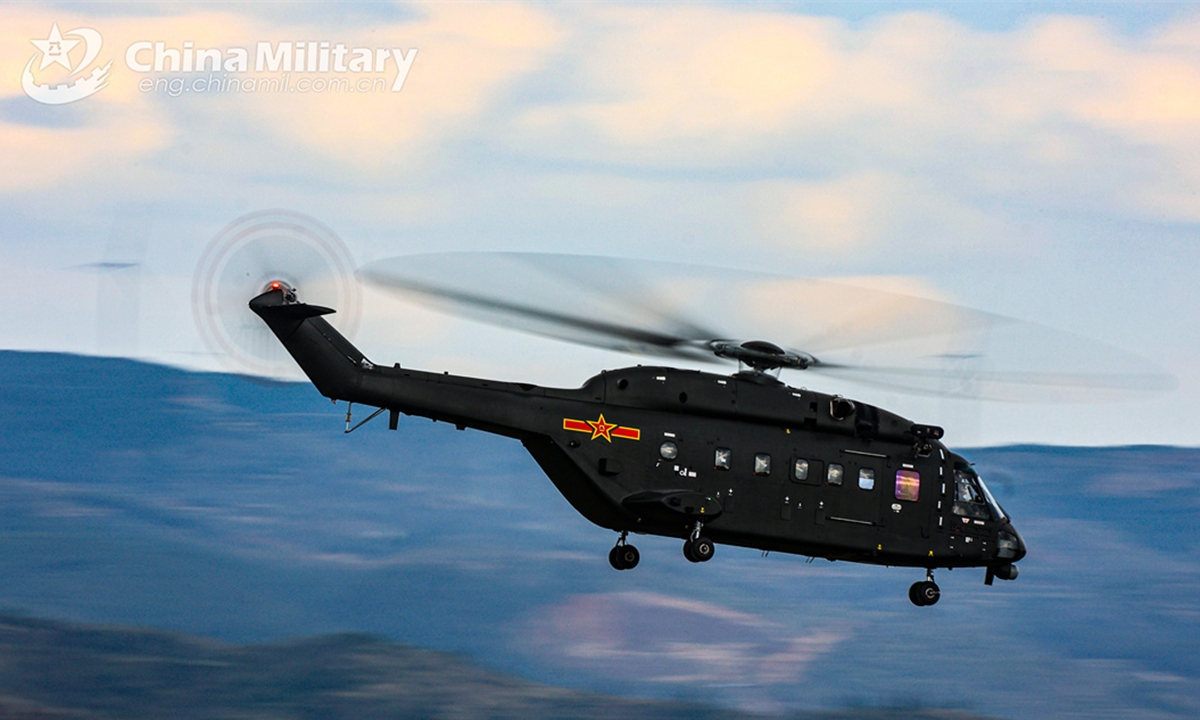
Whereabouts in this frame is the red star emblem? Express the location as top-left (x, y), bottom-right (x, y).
top-left (586, 414), bottom-right (617, 442)
top-left (562, 415), bottom-right (640, 441)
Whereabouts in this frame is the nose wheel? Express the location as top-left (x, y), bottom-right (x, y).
top-left (683, 522), bottom-right (715, 563)
top-left (909, 569), bottom-right (940, 606)
top-left (609, 531), bottom-right (640, 570)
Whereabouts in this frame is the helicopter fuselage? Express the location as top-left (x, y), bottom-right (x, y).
top-left (250, 288), bottom-right (1025, 599)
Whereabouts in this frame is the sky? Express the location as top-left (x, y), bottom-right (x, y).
top-left (2, 1), bottom-right (1199, 447)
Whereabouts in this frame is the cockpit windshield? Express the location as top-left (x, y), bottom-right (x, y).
top-left (975, 472), bottom-right (1007, 522)
top-left (953, 465), bottom-right (1008, 522)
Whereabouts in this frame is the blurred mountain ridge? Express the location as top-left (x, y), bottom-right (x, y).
top-left (0, 611), bottom-right (1004, 720)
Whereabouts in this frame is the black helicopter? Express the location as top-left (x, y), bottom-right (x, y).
top-left (244, 254), bottom-right (1059, 607)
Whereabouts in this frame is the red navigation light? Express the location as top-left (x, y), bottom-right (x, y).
top-left (262, 279), bottom-right (295, 299)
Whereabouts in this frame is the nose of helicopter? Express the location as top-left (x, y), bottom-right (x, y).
top-left (999, 523), bottom-right (1026, 563)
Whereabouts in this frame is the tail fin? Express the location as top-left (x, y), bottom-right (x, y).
top-left (249, 287), bottom-right (365, 400)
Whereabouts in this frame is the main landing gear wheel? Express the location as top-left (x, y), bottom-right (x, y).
top-left (609, 544), bottom-right (640, 570)
top-left (609, 532), bottom-right (639, 570)
top-left (909, 571), bottom-right (941, 606)
top-left (683, 536), bottom-right (715, 563)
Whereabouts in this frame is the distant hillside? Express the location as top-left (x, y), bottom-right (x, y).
top-left (1, 351), bottom-right (1198, 719)
top-left (0, 613), bottom-right (998, 720)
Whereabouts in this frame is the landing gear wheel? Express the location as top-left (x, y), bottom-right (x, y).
top-left (609, 533), bottom-right (639, 571)
top-left (685, 536), bottom-right (714, 563)
top-left (909, 580), bottom-right (940, 606)
top-left (614, 544), bottom-right (639, 570)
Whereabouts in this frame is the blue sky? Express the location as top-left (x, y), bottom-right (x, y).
top-left (2, 1), bottom-right (1199, 446)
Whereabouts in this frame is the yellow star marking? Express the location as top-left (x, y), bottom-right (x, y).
top-left (586, 414), bottom-right (617, 442)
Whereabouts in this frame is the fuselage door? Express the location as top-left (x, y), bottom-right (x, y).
top-left (882, 463), bottom-right (932, 548)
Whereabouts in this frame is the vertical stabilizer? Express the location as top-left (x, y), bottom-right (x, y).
top-left (248, 287), bottom-right (365, 400)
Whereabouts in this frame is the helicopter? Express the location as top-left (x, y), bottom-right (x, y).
top-left (189, 210), bottom-right (1167, 607)
top-left (252, 271), bottom-right (1030, 606)
top-left (230, 239), bottom-right (1180, 609)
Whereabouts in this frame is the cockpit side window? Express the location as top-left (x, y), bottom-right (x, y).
top-left (953, 472), bottom-right (989, 519)
top-left (952, 466), bottom-right (1002, 520)
top-left (957, 473), bottom-right (984, 503)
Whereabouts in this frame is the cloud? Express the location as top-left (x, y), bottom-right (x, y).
top-left (754, 171), bottom-right (1007, 254)
top-left (225, 3), bottom-right (561, 171)
top-left (1013, 16), bottom-right (1200, 133)
top-left (507, 7), bottom-right (1200, 227)
top-left (0, 4), bottom-right (561, 195)
top-left (0, 9), bottom-right (177, 193)
top-left (971, 15), bottom-right (1200, 221)
top-left (511, 6), bottom-right (844, 166)
top-left (525, 7), bottom-right (837, 144)
top-left (8, 4), bottom-right (1200, 224)
top-left (0, 113), bottom-right (170, 194)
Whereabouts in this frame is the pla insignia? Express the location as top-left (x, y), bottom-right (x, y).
top-left (562, 414), bottom-right (640, 442)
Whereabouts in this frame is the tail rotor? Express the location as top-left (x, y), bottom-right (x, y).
top-left (192, 209), bottom-right (361, 377)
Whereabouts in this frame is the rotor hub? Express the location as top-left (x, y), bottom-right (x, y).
top-left (711, 340), bottom-right (814, 372)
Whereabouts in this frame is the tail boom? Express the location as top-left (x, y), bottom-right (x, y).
top-left (248, 287), bottom-right (548, 440)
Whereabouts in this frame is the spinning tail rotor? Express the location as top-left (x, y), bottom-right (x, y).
top-left (193, 210), bottom-right (361, 378)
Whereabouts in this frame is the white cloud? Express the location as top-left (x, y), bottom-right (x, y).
top-left (224, 3), bottom-right (561, 172)
top-left (506, 7), bottom-right (1200, 226)
top-left (754, 171), bottom-right (1008, 254)
top-left (0, 4), bottom-right (561, 196)
top-left (0, 10), bottom-right (178, 193)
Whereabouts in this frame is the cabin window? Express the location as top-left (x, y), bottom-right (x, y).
top-left (895, 469), bottom-right (920, 502)
top-left (659, 441), bottom-right (678, 460)
top-left (793, 458), bottom-right (809, 481)
top-left (754, 453), bottom-right (771, 476)
top-left (858, 468), bottom-right (875, 490)
top-left (827, 463), bottom-right (844, 486)
top-left (714, 448), bottom-right (731, 470)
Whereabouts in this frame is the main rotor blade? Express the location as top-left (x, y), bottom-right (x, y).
top-left (809, 316), bottom-right (1176, 402)
top-left (360, 253), bottom-right (726, 360)
top-left (360, 252), bottom-right (1173, 403)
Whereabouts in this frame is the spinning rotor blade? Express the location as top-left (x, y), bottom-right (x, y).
top-left (193, 210), bottom-right (361, 377)
top-left (360, 252), bottom-right (1173, 403)
top-left (361, 253), bottom-right (727, 361)
top-left (806, 318), bottom-right (1175, 402)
